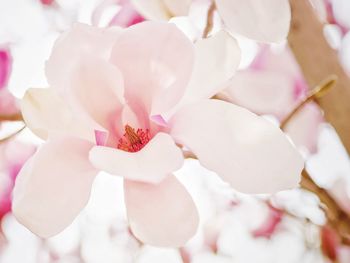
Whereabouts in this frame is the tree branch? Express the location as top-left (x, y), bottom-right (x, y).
top-left (288, 0), bottom-right (350, 155)
top-left (0, 112), bottom-right (23, 122)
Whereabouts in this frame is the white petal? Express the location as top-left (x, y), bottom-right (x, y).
top-left (12, 137), bottom-right (98, 238)
top-left (89, 133), bottom-right (184, 184)
top-left (21, 88), bottom-right (93, 141)
top-left (170, 99), bottom-right (304, 194)
top-left (124, 175), bottom-right (199, 246)
top-left (215, 0), bottom-right (291, 42)
top-left (181, 30), bottom-right (241, 105)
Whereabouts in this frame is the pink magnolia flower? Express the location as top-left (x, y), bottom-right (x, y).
top-left (223, 47), bottom-right (324, 154)
top-left (14, 22), bottom-right (303, 246)
top-left (131, 0), bottom-right (291, 42)
top-left (0, 48), bottom-right (11, 90)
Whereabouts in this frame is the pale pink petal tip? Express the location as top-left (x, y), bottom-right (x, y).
top-left (150, 114), bottom-right (168, 127)
top-left (94, 130), bottom-right (109, 146)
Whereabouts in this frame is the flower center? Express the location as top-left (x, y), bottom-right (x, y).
top-left (117, 125), bottom-right (150, 152)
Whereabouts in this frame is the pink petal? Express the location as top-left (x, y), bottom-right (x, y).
top-left (109, 21), bottom-right (194, 116)
top-left (321, 225), bottom-right (340, 261)
top-left (170, 99), bottom-right (304, 194)
top-left (46, 23), bottom-right (122, 94)
top-left (109, 1), bottom-right (145, 27)
top-left (124, 175), bottom-right (199, 246)
top-left (0, 48), bottom-right (11, 90)
top-left (89, 132), bottom-right (184, 184)
top-left (224, 71), bottom-right (296, 119)
top-left (0, 141), bottom-right (35, 220)
top-left (12, 137), bottom-right (98, 238)
top-left (284, 103), bottom-right (323, 154)
top-left (252, 48), bottom-right (304, 83)
top-left (215, 0), bottom-right (291, 42)
top-left (0, 88), bottom-right (20, 115)
top-left (252, 205), bottom-right (283, 238)
top-left (69, 56), bottom-right (124, 130)
top-left (94, 130), bottom-right (108, 146)
top-left (150, 114), bottom-right (168, 127)
top-left (3, 141), bottom-right (36, 179)
top-left (180, 30), bottom-right (241, 105)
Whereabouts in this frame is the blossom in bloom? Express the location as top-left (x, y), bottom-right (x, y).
top-left (14, 21), bottom-right (303, 246)
top-left (223, 47), bottom-right (324, 154)
top-left (131, 0), bottom-right (291, 43)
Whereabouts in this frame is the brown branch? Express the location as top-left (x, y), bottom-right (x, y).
top-left (202, 1), bottom-right (216, 38)
top-left (280, 75), bottom-right (337, 129)
top-left (0, 112), bottom-right (23, 122)
top-left (288, 0), bottom-right (350, 155)
top-left (300, 170), bottom-right (350, 246)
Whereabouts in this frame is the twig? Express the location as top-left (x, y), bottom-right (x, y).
top-left (280, 75), bottom-right (337, 129)
top-left (0, 112), bottom-right (23, 122)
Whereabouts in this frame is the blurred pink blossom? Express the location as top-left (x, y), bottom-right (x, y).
top-left (14, 22), bottom-right (303, 247)
top-left (40, 0), bottom-right (55, 6)
top-left (0, 141), bottom-right (35, 222)
top-left (224, 47), bottom-right (324, 154)
top-left (321, 225), bottom-right (339, 261)
top-left (328, 0), bottom-right (350, 33)
top-left (109, 1), bottom-right (144, 27)
top-left (131, 0), bottom-right (292, 43)
top-left (252, 204), bottom-right (283, 239)
top-left (92, 0), bottom-right (144, 27)
top-left (0, 48), bottom-right (11, 90)
top-left (0, 89), bottom-right (19, 116)
top-left (0, 48), bottom-right (20, 116)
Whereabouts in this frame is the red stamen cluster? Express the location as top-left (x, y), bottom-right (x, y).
top-left (117, 125), bottom-right (150, 152)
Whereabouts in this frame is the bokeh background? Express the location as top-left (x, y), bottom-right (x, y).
top-left (1, 0), bottom-right (350, 262)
